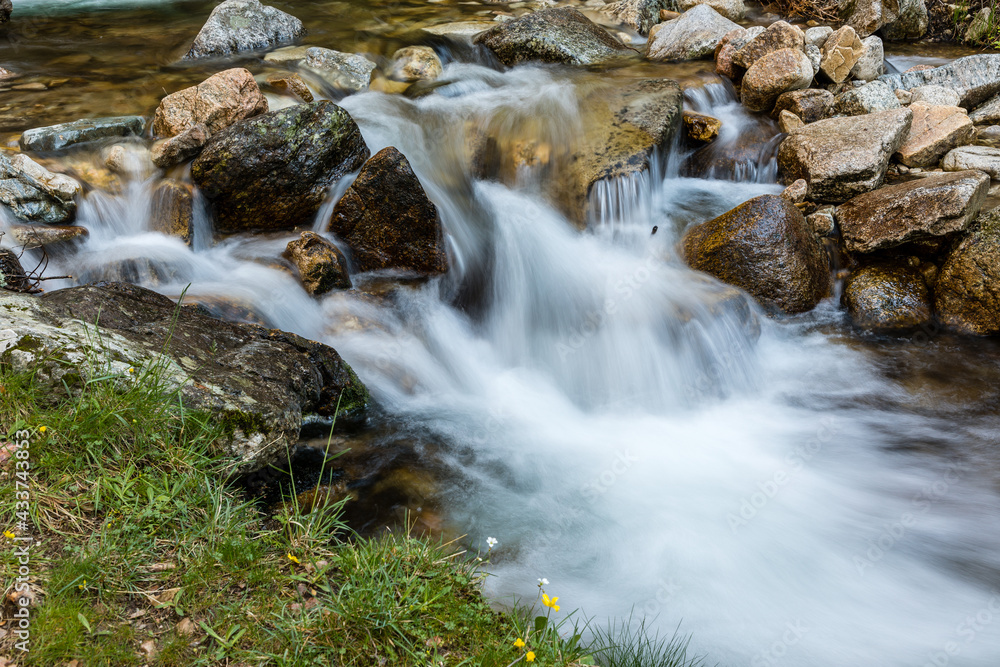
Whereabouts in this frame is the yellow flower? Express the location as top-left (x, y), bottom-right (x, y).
top-left (526, 651), bottom-right (535, 662)
top-left (78, 579), bottom-right (87, 590)
top-left (513, 638), bottom-right (525, 649)
top-left (3, 530), bottom-right (14, 539)
top-left (287, 553), bottom-right (300, 564)
top-left (38, 426), bottom-right (46, 433)
top-left (542, 593), bottom-right (559, 610)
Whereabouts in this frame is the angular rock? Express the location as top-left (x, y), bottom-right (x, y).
top-left (834, 80), bottom-right (900, 116)
top-left (844, 263), bottom-right (932, 331)
top-left (265, 72), bottom-right (314, 102)
top-left (878, 55), bottom-right (1000, 108)
top-left (849, 35), bottom-right (883, 81)
top-left (474, 8), bottom-right (631, 66)
top-left (192, 101), bottom-right (370, 233)
top-left (772, 88), bottom-right (834, 123)
top-left (895, 103), bottom-right (974, 168)
top-left (713, 27), bottom-right (747, 79)
top-left (681, 194), bottom-right (831, 313)
top-left (777, 107), bottom-right (912, 202)
top-left (942, 145), bottom-right (1000, 179)
top-left (645, 4), bottom-right (740, 62)
top-left (934, 207), bottom-right (1000, 335)
top-left (975, 125), bottom-right (1000, 148)
top-left (0, 151), bottom-right (81, 224)
top-left (969, 92), bottom-right (1000, 125)
top-left (880, 0), bottom-right (928, 40)
top-left (683, 110), bottom-right (722, 142)
top-left (7, 223), bottom-right (88, 250)
top-left (153, 69), bottom-right (267, 138)
top-left (328, 147), bottom-right (446, 276)
top-left (151, 124), bottom-right (211, 169)
top-left (285, 231), bottom-right (351, 294)
top-left (150, 180), bottom-right (194, 244)
top-left (733, 20), bottom-right (804, 70)
top-left (677, 0), bottom-right (745, 21)
top-left (183, 0), bottom-right (305, 60)
top-left (843, 0), bottom-right (897, 38)
top-left (387, 46), bottom-right (443, 82)
top-left (805, 26), bottom-right (833, 48)
top-left (741, 48), bottom-right (815, 114)
top-left (604, 0), bottom-right (669, 35)
top-left (19, 116), bottom-right (145, 153)
top-left (910, 85), bottom-right (961, 107)
top-left (0, 282), bottom-right (369, 472)
top-left (837, 170), bottom-right (989, 253)
top-left (303, 47), bottom-right (377, 92)
top-left (819, 26), bottom-right (863, 83)
top-left (778, 109), bottom-right (804, 133)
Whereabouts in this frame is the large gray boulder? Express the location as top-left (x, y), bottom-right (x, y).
top-left (0, 282), bottom-right (369, 473)
top-left (777, 107), bottom-right (912, 203)
top-left (0, 151), bottom-right (81, 224)
top-left (836, 170), bottom-right (989, 253)
top-left (184, 0), bottom-right (305, 60)
top-left (934, 207), bottom-right (1000, 335)
top-left (474, 8), bottom-right (632, 66)
top-left (646, 4), bottom-right (740, 62)
top-left (19, 116), bottom-right (145, 153)
top-left (878, 55), bottom-right (1000, 108)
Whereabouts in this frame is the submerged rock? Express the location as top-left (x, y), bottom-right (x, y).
top-left (303, 47), bottom-right (377, 92)
top-left (0, 151), bottom-right (81, 224)
top-left (878, 55), bottom-right (1000, 108)
top-left (646, 5), bottom-right (740, 62)
top-left (192, 101), bottom-right (369, 233)
top-left (265, 72), bottom-right (314, 102)
top-left (844, 263), bottom-right (932, 331)
top-left (149, 179), bottom-right (194, 244)
top-left (328, 147), bottom-right (447, 276)
top-left (681, 194), bottom-right (831, 314)
top-left (836, 170), bottom-right (989, 253)
top-left (19, 116), bottom-right (145, 153)
top-left (285, 232), bottom-right (352, 295)
top-left (183, 0), bottom-right (305, 60)
top-left (894, 103), bottom-right (974, 169)
top-left (0, 282), bottom-right (369, 472)
top-left (934, 207), bottom-right (1000, 335)
top-left (387, 46), bottom-right (442, 83)
top-left (153, 68), bottom-right (267, 138)
top-left (474, 8), bottom-right (632, 66)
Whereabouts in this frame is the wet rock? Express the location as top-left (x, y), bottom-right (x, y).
top-left (328, 147), bottom-right (447, 276)
top-left (303, 47), bottom-right (377, 92)
top-left (153, 69), bottom-right (267, 139)
top-left (681, 194), bottom-right (830, 313)
top-left (849, 35), bottom-right (883, 81)
top-left (192, 101), bottom-right (370, 233)
top-left (969, 92), bottom-right (1000, 125)
top-left (151, 124), bottom-right (210, 169)
top-left (895, 103), bottom-right (974, 169)
top-left (975, 125), bottom-right (1000, 148)
top-left (682, 110), bottom-right (722, 142)
top-left (424, 21), bottom-right (495, 38)
top-left (878, 55), bottom-right (1000, 109)
top-left (942, 145), bottom-right (1000, 179)
top-left (603, 0), bottom-right (668, 35)
top-left (262, 44), bottom-right (312, 64)
top-left (0, 151), bottom-right (81, 224)
top-left (387, 46), bottom-right (442, 82)
top-left (183, 0), bottom-right (305, 60)
top-left (474, 8), bottom-right (631, 66)
top-left (732, 20), bottom-right (804, 70)
top-left (149, 180), bottom-right (194, 244)
top-left (819, 26), bottom-right (863, 83)
top-left (646, 4), bottom-right (740, 62)
top-left (264, 72), bottom-right (313, 102)
top-left (836, 170), bottom-right (989, 253)
top-left (781, 178), bottom-right (808, 203)
top-left (741, 48), bottom-right (814, 114)
top-left (778, 109), bottom-right (804, 133)
top-left (18, 116), bottom-right (145, 153)
top-left (678, 0), bottom-right (745, 21)
top-left (833, 80), bottom-right (900, 116)
top-left (805, 26), bottom-right (833, 48)
top-left (7, 223), bottom-right (88, 250)
top-left (843, 263), bottom-right (931, 331)
top-left (807, 207), bottom-right (836, 236)
top-left (285, 231), bottom-right (351, 295)
top-left (934, 207), bottom-right (1000, 335)
top-left (772, 88), bottom-right (834, 123)
top-left (880, 0), bottom-right (928, 40)
top-left (777, 107), bottom-right (912, 203)
top-left (103, 144), bottom-right (154, 178)
top-left (0, 282), bottom-right (369, 472)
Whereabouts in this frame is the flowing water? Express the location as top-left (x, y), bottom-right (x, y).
top-left (4, 3), bottom-right (1000, 665)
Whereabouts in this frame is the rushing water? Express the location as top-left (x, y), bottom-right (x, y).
top-left (5, 3), bottom-right (1000, 666)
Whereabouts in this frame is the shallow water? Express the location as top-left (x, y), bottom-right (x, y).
top-left (4, 3), bottom-right (1000, 665)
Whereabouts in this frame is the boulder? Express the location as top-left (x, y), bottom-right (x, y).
top-left (772, 88), bottom-right (834, 123)
top-left (934, 207), bottom-right (1000, 334)
top-left (969, 92), bottom-right (1000, 125)
top-left (474, 8), bottom-right (632, 66)
top-left (849, 35), bottom-right (883, 81)
top-left (153, 68), bottom-right (267, 138)
top-left (880, 0), bottom-right (928, 40)
top-left (833, 80), bottom-right (900, 116)
top-left (895, 103), bottom-right (975, 168)
top-left (942, 145), bottom-right (1000, 179)
top-left (843, 264), bottom-right (932, 331)
top-left (836, 170), bottom-right (989, 253)
top-left (19, 116), bottom-right (145, 153)
top-left (303, 47), bottom-right (377, 92)
top-left (387, 46), bottom-right (443, 82)
top-left (878, 55), bottom-right (1000, 109)
top-left (819, 26), bottom-right (863, 83)
top-left (0, 282), bottom-right (369, 472)
top-left (805, 26), bottom-right (833, 48)
top-left (683, 110), bottom-right (722, 142)
top-left (777, 107), bottom-right (912, 203)
top-left (713, 27), bottom-right (748, 79)
top-left (151, 124), bottom-right (211, 169)
top-left (7, 223), bottom-right (88, 250)
top-left (646, 5), bottom-right (740, 62)
top-left (603, 0), bottom-right (668, 35)
top-left (741, 48), bottom-right (814, 113)
top-left (149, 180), bottom-right (194, 244)
top-left (264, 72), bottom-right (314, 102)
top-left (0, 151), bottom-right (81, 224)
top-left (328, 147), bottom-right (447, 275)
top-left (842, 0), bottom-right (898, 38)
top-left (183, 0), bottom-right (305, 60)
top-left (285, 231), bottom-right (352, 294)
top-left (732, 20), bottom-right (804, 70)
top-left (677, 0), bottom-right (745, 21)
top-left (191, 101), bottom-right (370, 233)
top-left (681, 194), bottom-right (831, 313)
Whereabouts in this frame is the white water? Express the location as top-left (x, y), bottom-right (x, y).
top-left (15, 63), bottom-right (1000, 666)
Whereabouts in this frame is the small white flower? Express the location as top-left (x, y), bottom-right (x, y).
top-left (537, 578), bottom-right (549, 586)
top-left (486, 537), bottom-right (498, 549)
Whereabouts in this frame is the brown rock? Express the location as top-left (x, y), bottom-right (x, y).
top-left (285, 231), bottom-right (351, 295)
top-left (933, 207), bottom-right (1000, 335)
top-left (843, 263), bottom-right (932, 331)
top-left (895, 103), bottom-right (975, 169)
top-left (152, 68), bottom-right (267, 138)
top-left (387, 46), bottom-right (443, 82)
top-left (151, 124), bottom-right (210, 169)
top-left (265, 73), bottom-right (314, 103)
top-left (778, 109), bottom-right (804, 133)
top-left (732, 20), bottom-right (804, 70)
top-left (660, 9), bottom-right (680, 20)
top-left (740, 48), bottom-right (814, 114)
top-left (836, 170), bottom-right (989, 253)
top-left (149, 180), bottom-right (194, 244)
top-left (683, 110), bottom-right (722, 142)
top-left (714, 27), bottom-right (746, 80)
top-left (681, 194), bottom-right (830, 313)
top-left (819, 26), bottom-right (863, 83)
top-left (8, 223), bottom-right (88, 250)
top-left (772, 88), bottom-right (833, 123)
top-left (328, 147), bottom-right (447, 275)
top-left (781, 178), bottom-right (808, 202)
